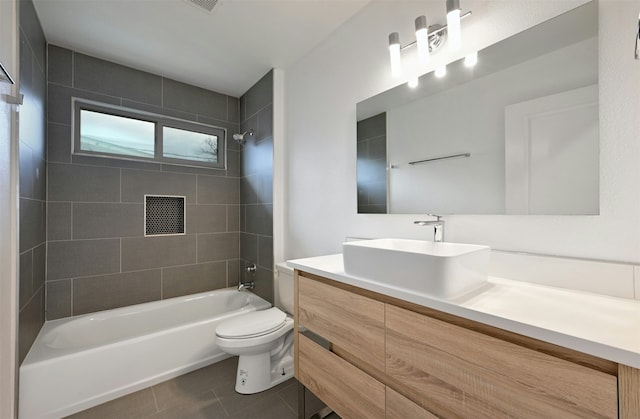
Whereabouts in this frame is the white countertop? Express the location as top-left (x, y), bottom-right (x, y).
top-left (288, 253), bottom-right (640, 369)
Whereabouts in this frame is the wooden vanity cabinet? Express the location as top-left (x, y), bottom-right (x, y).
top-left (295, 270), bottom-right (637, 419)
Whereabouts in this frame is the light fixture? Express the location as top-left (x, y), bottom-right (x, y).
top-left (387, 1), bottom-right (471, 79)
top-left (408, 77), bottom-right (419, 88)
top-left (415, 16), bottom-right (430, 66)
top-left (435, 65), bottom-right (447, 78)
top-left (464, 51), bottom-right (478, 67)
top-left (446, 0), bottom-right (462, 51)
top-left (388, 32), bottom-right (402, 77)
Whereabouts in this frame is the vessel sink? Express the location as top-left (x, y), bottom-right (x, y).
top-left (342, 238), bottom-right (490, 299)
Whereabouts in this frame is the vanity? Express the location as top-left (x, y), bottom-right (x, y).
top-left (289, 251), bottom-right (640, 418)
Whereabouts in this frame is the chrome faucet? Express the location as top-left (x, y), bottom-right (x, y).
top-left (238, 263), bottom-right (256, 291)
top-left (414, 214), bottom-right (445, 242)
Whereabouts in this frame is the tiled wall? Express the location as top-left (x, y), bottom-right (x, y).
top-left (46, 45), bottom-right (243, 319)
top-left (357, 112), bottom-right (387, 214)
top-left (239, 71), bottom-right (274, 303)
top-left (18, 0), bottom-right (47, 364)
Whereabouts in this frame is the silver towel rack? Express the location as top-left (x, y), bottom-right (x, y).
top-left (408, 152), bottom-right (471, 166)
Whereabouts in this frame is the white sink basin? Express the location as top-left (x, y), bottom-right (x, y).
top-left (342, 239), bottom-right (490, 299)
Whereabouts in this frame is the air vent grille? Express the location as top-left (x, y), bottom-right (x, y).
top-left (145, 195), bottom-right (185, 236)
top-left (185, 0), bottom-right (219, 12)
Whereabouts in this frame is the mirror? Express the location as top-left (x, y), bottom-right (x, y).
top-left (356, 1), bottom-right (598, 215)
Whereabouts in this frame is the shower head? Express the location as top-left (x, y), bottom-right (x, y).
top-left (233, 129), bottom-right (254, 145)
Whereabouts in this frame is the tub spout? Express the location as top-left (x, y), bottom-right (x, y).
top-left (238, 281), bottom-right (255, 291)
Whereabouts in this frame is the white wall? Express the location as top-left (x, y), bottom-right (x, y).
top-left (284, 0), bottom-right (640, 263)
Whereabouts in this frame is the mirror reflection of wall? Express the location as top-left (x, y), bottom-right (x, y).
top-left (357, 113), bottom-right (387, 214)
top-left (356, 1), bottom-right (598, 215)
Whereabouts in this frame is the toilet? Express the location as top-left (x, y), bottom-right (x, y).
top-left (215, 263), bottom-right (295, 394)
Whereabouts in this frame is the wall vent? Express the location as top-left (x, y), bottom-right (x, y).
top-left (184, 0), bottom-right (219, 13)
top-left (144, 195), bottom-right (186, 236)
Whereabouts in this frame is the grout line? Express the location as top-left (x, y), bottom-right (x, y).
top-left (151, 386), bottom-right (160, 414)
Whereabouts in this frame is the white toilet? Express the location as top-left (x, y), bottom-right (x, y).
top-left (215, 263), bottom-right (295, 394)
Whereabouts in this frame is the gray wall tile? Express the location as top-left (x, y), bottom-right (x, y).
top-left (33, 157), bottom-right (46, 201)
top-left (245, 204), bottom-right (273, 237)
top-left (48, 239), bottom-right (120, 280)
top-left (18, 287), bottom-right (43, 364)
top-left (19, 0), bottom-right (46, 71)
top-left (121, 235), bottom-right (197, 271)
top-left (19, 33), bottom-right (33, 95)
top-left (19, 142), bottom-right (34, 198)
top-left (33, 243), bottom-right (46, 292)
top-left (162, 78), bottom-right (227, 120)
top-left (227, 96), bottom-right (240, 123)
top-left (47, 122), bottom-right (71, 163)
top-left (197, 175), bottom-right (239, 204)
top-left (241, 70), bottom-right (273, 120)
top-left (46, 280), bottom-right (71, 320)
top-left (186, 204), bottom-right (226, 234)
top-left (258, 236), bottom-right (273, 270)
top-left (20, 250), bottom-right (33, 309)
top-left (228, 259), bottom-right (240, 287)
top-left (227, 205), bottom-right (239, 232)
top-left (161, 164), bottom-right (223, 177)
top-left (73, 270), bottom-right (162, 315)
top-left (121, 99), bottom-right (197, 122)
top-left (74, 52), bottom-right (162, 105)
top-left (256, 104), bottom-right (273, 143)
top-left (198, 233), bottom-right (239, 263)
top-left (162, 261), bottom-right (227, 299)
top-left (48, 163), bottom-right (121, 202)
top-left (71, 154), bottom-right (161, 171)
top-left (240, 176), bottom-right (258, 205)
top-left (227, 149), bottom-right (240, 178)
top-left (19, 198), bottom-right (45, 252)
top-left (357, 112), bottom-right (386, 142)
top-left (47, 45), bottom-right (72, 87)
top-left (241, 133), bottom-right (272, 176)
top-left (121, 169), bottom-right (196, 203)
top-left (47, 202), bottom-right (71, 241)
top-left (240, 232), bottom-right (258, 264)
top-left (47, 83), bottom-right (121, 125)
top-left (252, 266), bottom-right (274, 304)
top-left (73, 203), bottom-right (143, 239)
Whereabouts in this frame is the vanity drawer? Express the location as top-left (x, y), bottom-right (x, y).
top-left (385, 305), bottom-right (618, 419)
top-left (386, 387), bottom-right (438, 419)
top-left (298, 333), bottom-right (385, 419)
top-left (297, 274), bottom-right (385, 373)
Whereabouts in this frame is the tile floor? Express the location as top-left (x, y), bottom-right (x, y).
top-left (66, 357), bottom-right (338, 419)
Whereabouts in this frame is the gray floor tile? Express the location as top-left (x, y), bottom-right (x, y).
top-left (276, 381), bottom-right (298, 414)
top-left (150, 390), bottom-right (228, 419)
top-left (65, 388), bottom-right (158, 419)
top-left (227, 394), bottom-right (296, 419)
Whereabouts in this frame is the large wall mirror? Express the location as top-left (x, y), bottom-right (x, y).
top-left (356, 1), bottom-right (598, 215)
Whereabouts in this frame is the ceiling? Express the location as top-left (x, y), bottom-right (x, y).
top-left (33, 0), bottom-right (369, 97)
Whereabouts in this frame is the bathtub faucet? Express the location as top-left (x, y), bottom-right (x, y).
top-left (238, 263), bottom-right (257, 291)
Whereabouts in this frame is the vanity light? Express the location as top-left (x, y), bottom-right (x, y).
top-left (464, 51), bottom-right (478, 67)
top-left (435, 65), bottom-right (447, 78)
top-left (415, 16), bottom-right (430, 66)
top-left (408, 77), bottom-right (419, 88)
top-left (388, 32), bottom-right (402, 77)
top-left (446, 0), bottom-right (462, 51)
top-left (386, 1), bottom-right (471, 79)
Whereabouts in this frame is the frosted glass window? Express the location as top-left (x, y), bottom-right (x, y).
top-left (79, 110), bottom-right (155, 158)
top-left (163, 126), bottom-right (219, 163)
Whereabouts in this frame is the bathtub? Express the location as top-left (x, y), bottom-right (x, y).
top-left (19, 288), bottom-right (271, 419)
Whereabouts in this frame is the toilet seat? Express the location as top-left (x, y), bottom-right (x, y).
top-left (216, 307), bottom-right (286, 339)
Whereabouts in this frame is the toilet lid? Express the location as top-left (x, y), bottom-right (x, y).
top-left (216, 307), bottom-right (287, 339)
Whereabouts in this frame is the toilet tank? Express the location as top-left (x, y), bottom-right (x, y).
top-left (275, 262), bottom-right (294, 314)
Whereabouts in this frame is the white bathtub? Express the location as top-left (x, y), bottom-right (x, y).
top-left (19, 288), bottom-right (271, 419)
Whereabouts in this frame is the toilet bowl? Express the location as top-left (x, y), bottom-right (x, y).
top-left (215, 263), bottom-right (295, 394)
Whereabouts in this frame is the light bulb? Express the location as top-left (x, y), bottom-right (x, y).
top-left (435, 65), bottom-right (447, 78)
top-left (415, 16), bottom-right (430, 66)
top-left (446, 0), bottom-right (462, 51)
top-left (464, 51), bottom-right (478, 67)
top-left (388, 32), bottom-right (402, 77)
top-left (408, 77), bottom-right (419, 88)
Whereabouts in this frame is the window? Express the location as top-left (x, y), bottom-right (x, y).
top-left (74, 100), bottom-right (226, 169)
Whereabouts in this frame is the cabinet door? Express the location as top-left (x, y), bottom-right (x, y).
top-left (386, 305), bottom-right (617, 419)
top-left (386, 387), bottom-right (438, 419)
top-left (298, 334), bottom-right (385, 419)
top-left (298, 274), bottom-right (385, 373)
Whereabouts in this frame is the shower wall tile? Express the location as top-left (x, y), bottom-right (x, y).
top-left (198, 233), bottom-right (239, 263)
top-left (74, 52), bottom-right (162, 105)
top-left (121, 169), bottom-right (197, 203)
top-left (47, 44), bottom-right (72, 87)
top-left (47, 239), bottom-right (121, 280)
top-left (162, 78), bottom-right (227, 120)
top-left (121, 235), bottom-right (197, 271)
top-left (252, 266), bottom-right (274, 304)
top-left (73, 270), bottom-right (162, 315)
top-left (19, 198), bottom-right (45, 252)
top-left (46, 280), bottom-right (71, 320)
top-left (19, 141), bottom-right (34, 198)
top-left (245, 204), bottom-right (273, 237)
top-left (256, 104), bottom-right (273, 143)
top-left (20, 0), bottom-right (46, 70)
top-left (228, 259), bottom-right (240, 287)
top-left (240, 232), bottom-right (258, 265)
top-left (241, 70), bottom-right (273, 121)
top-left (73, 203), bottom-right (144, 239)
top-left (258, 236), bottom-right (274, 270)
top-left (186, 204), bottom-right (227, 234)
top-left (18, 288), bottom-right (44, 364)
top-left (47, 202), bottom-right (71, 241)
top-left (46, 44), bottom-right (242, 319)
top-left (48, 163), bottom-right (120, 202)
top-left (162, 262), bottom-right (227, 299)
top-left (20, 250), bottom-right (33, 309)
top-left (197, 176), bottom-right (239, 204)
top-left (33, 243), bottom-right (46, 292)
